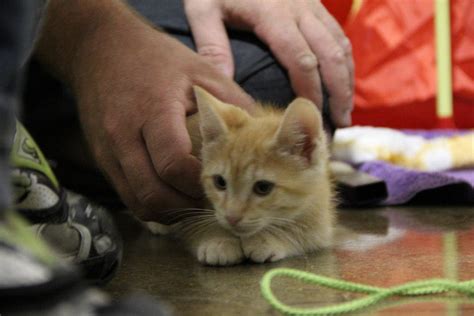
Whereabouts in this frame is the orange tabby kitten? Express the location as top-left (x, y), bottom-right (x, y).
top-left (147, 86), bottom-right (335, 265)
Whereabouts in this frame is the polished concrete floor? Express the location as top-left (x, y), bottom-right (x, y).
top-left (106, 206), bottom-right (474, 315)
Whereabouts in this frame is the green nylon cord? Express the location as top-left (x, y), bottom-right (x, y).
top-left (260, 268), bottom-right (474, 316)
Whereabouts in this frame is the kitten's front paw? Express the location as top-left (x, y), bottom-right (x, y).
top-left (241, 234), bottom-right (291, 263)
top-left (197, 237), bottom-right (244, 266)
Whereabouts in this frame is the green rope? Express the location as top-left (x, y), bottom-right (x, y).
top-left (260, 268), bottom-right (474, 316)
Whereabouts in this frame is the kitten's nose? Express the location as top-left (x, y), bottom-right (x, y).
top-left (225, 215), bottom-right (242, 226)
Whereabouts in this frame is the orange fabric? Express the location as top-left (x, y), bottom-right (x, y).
top-left (321, 0), bottom-right (353, 26)
top-left (325, 0), bottom-right (474, 128)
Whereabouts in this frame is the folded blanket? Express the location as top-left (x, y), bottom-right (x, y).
top-left (333, 127), bottom-right (474, 172)
top-left (333, 128), bottom-right (474, 205)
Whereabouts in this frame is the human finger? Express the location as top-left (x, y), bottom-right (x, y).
top-left (312, 1), bottom-right (354, 93)
top-left (142, 103), bottom-right (203, 199)
top-left (253, 19), bottom-right (323, 108)
top-left (115, 132), bottom-right (200, 220)
top-left (299, 13), bottom-right (352, 126)
top-left (185, 1), bottom-right (234, 77)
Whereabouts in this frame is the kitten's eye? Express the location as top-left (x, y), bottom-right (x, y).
top-left (212, 175), bottom-right (227, 190)
top-left (253, 180), bottom-right (274, 196)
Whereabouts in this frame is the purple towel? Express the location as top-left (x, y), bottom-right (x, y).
top-left (357, 130), bottom-right (474, 205)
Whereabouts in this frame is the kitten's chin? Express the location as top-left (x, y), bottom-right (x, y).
top-left (226, 226), bottom-right (262, 238)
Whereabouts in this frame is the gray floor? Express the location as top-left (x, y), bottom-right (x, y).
top-left (106, 206), bottom-right (474, 315)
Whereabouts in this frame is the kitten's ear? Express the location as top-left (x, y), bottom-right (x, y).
top-left (274, 98), bottom-right (323, 163)
top-left (193, 86), bottom-right (228, 143)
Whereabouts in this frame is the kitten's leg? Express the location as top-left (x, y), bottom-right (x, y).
top-left (241, 230), bottom-right (304, 263)
top-left (186, 224), bottom-right (244, 266)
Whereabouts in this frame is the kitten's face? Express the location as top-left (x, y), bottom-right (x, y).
top-left (201, 140), bottom-right (327, 237)
top-left (194, 87), bottom-right (327, 237)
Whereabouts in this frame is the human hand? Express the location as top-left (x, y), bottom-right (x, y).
top-left (184, 0), bottom-right (354, 127)
top-left (67, 6), bottom-right (254, 222)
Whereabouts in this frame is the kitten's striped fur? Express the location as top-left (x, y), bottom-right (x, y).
top-left (148, 86), bottom-right (335, 265)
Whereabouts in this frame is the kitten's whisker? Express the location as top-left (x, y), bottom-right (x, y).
top-left (267, 217), bottom-right (297, 225)
top-left (242, 218), bottom-right (259, 224)
top-left (243, 219), bottom-right (261, 226)
top-left (168, 209), bottom-right (215, 218)
top-left (181, 220), bottom-right (217, 239)
top-left (181, 213), bottom-right (215, 219)
top-left (268, 216), bottom-right (310, 231)
top-left (157, 212), bottom-right (214, 223)
top-left (181, 222), bottom-right (212, 236)
top-left (150, 208), bottom-right (215, 224)
top-left (188, 223), bottom-right (216, 238)
top-left (158, 208), bottom-right (214, 215)
top-left (265, 224), bottom-right (303, 253)
top-left (180, 216), bottom-right (216, 227)
top-left (179, 215), bottom-right (216, 226)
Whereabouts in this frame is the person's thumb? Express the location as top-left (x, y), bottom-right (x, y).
top-left (185, 6), bottom-right (234, 78)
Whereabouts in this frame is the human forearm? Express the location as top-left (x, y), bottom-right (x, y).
top-left (34, 0), bottom-right (151, 91)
